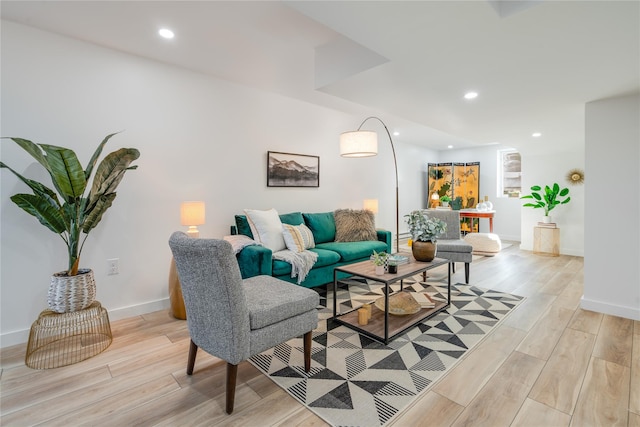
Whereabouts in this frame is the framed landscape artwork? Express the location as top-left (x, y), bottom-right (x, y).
top-left (267, 151), bottom-right (319, 187)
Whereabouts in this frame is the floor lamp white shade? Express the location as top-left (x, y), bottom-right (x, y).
top-left (340, 117), bottom-right (399, 253)
top-left (340, 130), bottom-right (378, 157)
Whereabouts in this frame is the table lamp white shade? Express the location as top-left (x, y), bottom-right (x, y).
top-left (363, 199), bottom-right (379, 214)
top-left (180, 201), bottom-right (205, 238)
top-left (340, 130), bottom-right (378, 157)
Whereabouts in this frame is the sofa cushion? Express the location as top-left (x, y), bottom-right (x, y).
top-left (244, 208), bottom-right (286, 252)
top-left (242, 275), bottom-right (318, 329)
top-left (279, 211), bottom-right (304, 226)
top-left (303, 212), bottom-right (336, 244)
top-left (235, 214), bottom-right (254, 238)
top-left (235, 211), bottom-right (304, 240)
top-left (334, 209), bottom-right (377, 242)
top-left (272, 247), bottom-right (341, 276)
top-left (436, 239), bottom-right (473, 253)
top-left (282, 223), bottom-right (315, 252)
top-left (316, 240), bottom-right (388, 262)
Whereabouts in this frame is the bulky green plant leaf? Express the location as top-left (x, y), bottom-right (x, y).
top-left (10, 193), bottom-right (67, 234)
top-left (84, 132), bottom-right (119, 181)
top-left (1, 134), bottom-right (139, 275)
top-left (82, 193), bottom-right (116, 234)
top-left (40, 144), bottom-right (86, 201)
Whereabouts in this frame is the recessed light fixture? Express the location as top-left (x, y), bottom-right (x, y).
top-left (464, 92), bottom-right (478, 100)
top-left (393, 131), bottom-right (400, 136)
top-left (447, 145), bottom-right (453, 149)
top-left (158, 28), bottom-right (175, 39)
top-left (532, 132), bottom-right (542, 137)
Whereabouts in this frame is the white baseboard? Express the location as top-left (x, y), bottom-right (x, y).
top-left (580, 296), bottom-right (640, 321)
top-left (0, 298), bottom-right (171, 349)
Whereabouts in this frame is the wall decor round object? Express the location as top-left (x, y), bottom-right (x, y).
top-left (566, 168), bottom-right (585, 185)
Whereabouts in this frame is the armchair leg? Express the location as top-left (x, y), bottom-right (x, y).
top-left (464, 263), bottom-right (470, 284)
top-left (226, 363), bottom-right (238, 414)
top-left (452, 262), bottom-right (456, 273)
top-left (303, 331), bottom-right (312, 372)
top-left (187, 339), bottom-right (198, 375)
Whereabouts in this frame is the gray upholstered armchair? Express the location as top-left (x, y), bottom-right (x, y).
top-left (168, 232), bottom-right (319, 414)
top-left (424, 210), bottom-right (473, 283)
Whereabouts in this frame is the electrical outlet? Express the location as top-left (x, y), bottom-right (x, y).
top-left (107, 258), bottom-right (119, 275)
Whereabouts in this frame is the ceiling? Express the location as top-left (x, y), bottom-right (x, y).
top-left (2, 1), bottom-right (639, 151)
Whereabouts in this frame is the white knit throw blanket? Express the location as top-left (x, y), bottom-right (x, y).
top-left (272, 250), bottom-right (318, 284)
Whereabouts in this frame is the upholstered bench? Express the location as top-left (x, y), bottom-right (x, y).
top-left (464, 232), bottom-right (502, 256)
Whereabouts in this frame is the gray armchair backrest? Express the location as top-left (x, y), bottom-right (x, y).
top-left (424, 210), bottom-right (461, 240)
top-left (169, 232), bottom-right (250, 363)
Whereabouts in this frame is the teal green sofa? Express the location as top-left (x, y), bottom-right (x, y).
top-left (232, 211), bottom-right (392, 288)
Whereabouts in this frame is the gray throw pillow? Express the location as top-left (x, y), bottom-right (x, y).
top-left (334, 209), bottom-right (377, 242)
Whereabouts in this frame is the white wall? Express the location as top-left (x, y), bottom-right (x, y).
top-left (583, 93), bottom-right (640, 320)
top-left (439, 145), bottom-right (522, 242)
top-left (0, 21), bottom-right (441, 346)
top-left (519, 148), bottom-right (585, 256)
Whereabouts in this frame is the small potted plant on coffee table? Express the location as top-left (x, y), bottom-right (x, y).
top-left (371, 250), bottom-right (388, 275)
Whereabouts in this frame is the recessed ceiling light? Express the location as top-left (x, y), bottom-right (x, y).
top-left (464, 92), bottom-right (478, 100)
top-left (393, 131), bottom-right (400, 136)
top-left (532, 132), bottom-right (542, 137)
top-left (447, 145), bottom-right (453, 149)
top-left (158, 28), bottom-right (175, 39)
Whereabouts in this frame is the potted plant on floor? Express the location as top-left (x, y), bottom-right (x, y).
top-left (405, 210), bottom-right (447, 262)
top-left (520, 183), bottom-right (570, 223)
top-left (1, 133), bottom-right (140, 313)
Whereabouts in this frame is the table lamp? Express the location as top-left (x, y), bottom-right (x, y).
top-left (180, 201), bottom-right (205, 238)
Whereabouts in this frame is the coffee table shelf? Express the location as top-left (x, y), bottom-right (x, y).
top-left (332, 257), bottom-right (451, 344)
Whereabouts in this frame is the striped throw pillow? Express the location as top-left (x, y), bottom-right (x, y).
top-left (282, 223), bottom-right (316, 253)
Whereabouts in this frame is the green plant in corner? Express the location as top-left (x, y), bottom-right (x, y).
top-left (521, 183), bottom-right (570, 216)
top-left (1, 133), bottom-right (140, 276)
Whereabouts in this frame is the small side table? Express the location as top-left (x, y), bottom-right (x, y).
top-left (168, 258), bottom-right (187, 319)
top-left (25, 301), bottom-right (112, 369)
top-left (533, 226), bottom-right (560, 256)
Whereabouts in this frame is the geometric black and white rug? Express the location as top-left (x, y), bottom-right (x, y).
top-left (249, 276), bottom-right (524, 427)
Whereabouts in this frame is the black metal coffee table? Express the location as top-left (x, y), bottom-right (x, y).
top-left (332, 257), bottom-right (451, 344)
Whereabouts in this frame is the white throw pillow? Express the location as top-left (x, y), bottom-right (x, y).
top-left (243, 208), bottom-right (286, 252)
top-left (282, 223), bottom-right (316, 253)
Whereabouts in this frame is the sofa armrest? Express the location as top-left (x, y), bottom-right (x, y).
top-left (236, 245), bottom-right (272, 279)
top-left (376, 230), bottom-right (393, 253)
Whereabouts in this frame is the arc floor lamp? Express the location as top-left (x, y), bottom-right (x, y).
top-left (340, 116), bottom-right (399, 254)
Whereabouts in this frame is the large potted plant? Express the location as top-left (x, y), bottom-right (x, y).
top-left (1, 133), bottom-right (140, 313)
top-left (404, 210), bottom-right (447, 262)
top-left (521, 183), bottom-right (570, 223)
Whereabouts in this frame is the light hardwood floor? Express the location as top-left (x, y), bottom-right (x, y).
top-left (1, 244), bottom-right (639, 426)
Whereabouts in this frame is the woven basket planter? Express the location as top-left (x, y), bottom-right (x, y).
top-left (48, 269), bottom-right (96, 313)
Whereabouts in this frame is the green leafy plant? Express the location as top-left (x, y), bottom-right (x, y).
top-left (371, 250), bottom-right (389, 266)
top-left (1, 133), bottom-right (140, 276)
top-left (404, 210), bottom-right (447, 243)
top-left (521, 183), bottom-right (570, 216)
top-left (439, 195), bottom-right (452, 203)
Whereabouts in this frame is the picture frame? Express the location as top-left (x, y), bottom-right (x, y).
top-left (267, 151), bottom-right (319, 187)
